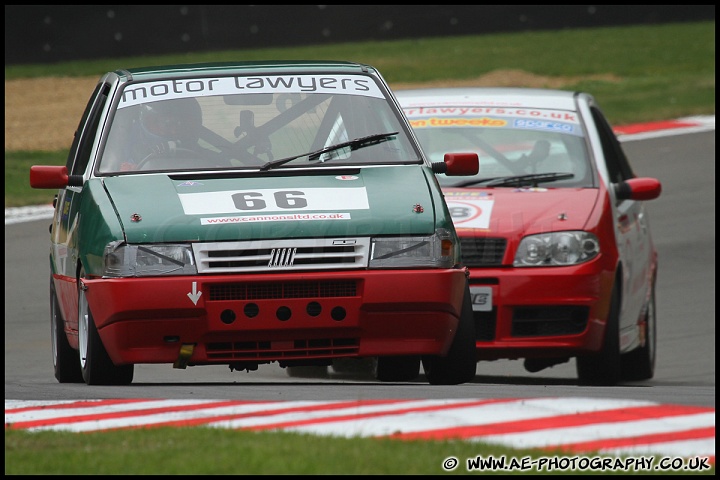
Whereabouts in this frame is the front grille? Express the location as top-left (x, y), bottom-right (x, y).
top-left (209, 280), bottom-right (357, 301)
top-left (511, 306), bottom-right (589, 337)
top-left (193, 238), bottom-right (370, 273)
top-left (206, 337), bottom-right (360, 360)
top-left (460, 237), bottom-right (506, 266)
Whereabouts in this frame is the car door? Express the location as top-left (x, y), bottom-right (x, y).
top-left (51, 81), bottom-right (111, 329)
top-left (590, 106), bottom-right (652, 337)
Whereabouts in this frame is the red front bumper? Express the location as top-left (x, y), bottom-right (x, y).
top-left (468, 260), bottom-right (615, 360)
top-left (81, 269), bottom-right (467, 366)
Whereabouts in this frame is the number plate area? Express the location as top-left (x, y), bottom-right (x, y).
top-left (470, 286), bottom-right (493, 312)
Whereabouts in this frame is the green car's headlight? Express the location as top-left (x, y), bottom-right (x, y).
top-left (369, 228), bottom-right (456, 269)
top-left (514, 231), bottom-right (600, 267)
top-left (103, 242), bottom-right (197, 277)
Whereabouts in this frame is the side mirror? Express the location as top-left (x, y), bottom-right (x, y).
top-left (432, 152), bottom-right (479, 176)
top-left (615, 177), bottom-right (662, 201)
top-left (30, 165), bottom-right (83, 189)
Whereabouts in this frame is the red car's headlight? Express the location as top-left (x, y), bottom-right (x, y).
top-left (514, 231), bottom-right (600, 267)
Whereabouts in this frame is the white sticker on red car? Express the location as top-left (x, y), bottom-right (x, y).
top-left (470, 286), bottom-right (493, 312)
top-left (444, 193), bottom-right (495, 229)
top-left (179, 187), bottom-right (369, 215)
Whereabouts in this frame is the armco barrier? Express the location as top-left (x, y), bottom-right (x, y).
top-left (4, 5), bottom-right (715, 65)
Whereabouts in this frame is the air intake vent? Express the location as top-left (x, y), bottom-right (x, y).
top-left (460, 237), bottom-right (506, 266)
top-left (206, 337), bottom-right (360, 360)
top-left (209, 280), bottom-right (357, 301)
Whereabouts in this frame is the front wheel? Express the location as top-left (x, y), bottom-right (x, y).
top-left (51, 278), bottom-right (83, 383)
top-left (422, 284), bottom-right (477, 385)
top-left (78, 270), bottom-right (134, 385)
top-left (576, 279), bottom-right (622, 386)
top-left (621, 282), bottom-right (657, 381)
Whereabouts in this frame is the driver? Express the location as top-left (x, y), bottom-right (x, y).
top-left (107, 98), bottom-right (218, 171)
top-left (139, 98), bottom-right (203, 154)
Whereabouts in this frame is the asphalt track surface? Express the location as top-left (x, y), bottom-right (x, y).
top-left (5, 116), bottom-right (715, 465)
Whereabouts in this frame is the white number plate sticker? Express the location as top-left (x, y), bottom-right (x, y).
top-left (470, 286), bottom-right (493, 312)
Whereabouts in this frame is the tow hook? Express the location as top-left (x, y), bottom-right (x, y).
top-left (173, 343), bottom-right (195, 369)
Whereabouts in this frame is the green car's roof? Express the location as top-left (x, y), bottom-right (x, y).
top-left (114, 60), bottom-right (378, 81)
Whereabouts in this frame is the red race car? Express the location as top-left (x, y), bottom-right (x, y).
top-left (397, 88), bottom-right (662, 385)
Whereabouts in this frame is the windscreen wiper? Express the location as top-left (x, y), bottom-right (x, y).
top-left (453, 172), bottom-right (574, 188)
top-left (259, 132), bottom-right (398, 171)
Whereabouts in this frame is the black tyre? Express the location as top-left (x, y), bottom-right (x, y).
top-left (576, 279), bottom-right (622, 386)
top-left (78, 270), bottom-right (134, 385)
top-left (422, 284), bottom-right (477, 385)
top-left (51, 278), bottom-right (83, 383)
top-left (375, 356), bottom-right (421, 382)
top-left (621, 282), bottom-right (657, 381)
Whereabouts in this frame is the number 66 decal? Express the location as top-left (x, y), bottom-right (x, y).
top-left (232, 190), bottom-right (308, 210)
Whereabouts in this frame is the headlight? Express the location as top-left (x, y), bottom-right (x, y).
top-left (514, 231), bottom-right (600, 267)
top-left (103, 242), bottom-right (197, 277)
top-left (369, 228), bottom-right (456, 269)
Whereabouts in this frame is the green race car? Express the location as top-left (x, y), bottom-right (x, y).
top-left (30, 61), bottom-right (479, 386)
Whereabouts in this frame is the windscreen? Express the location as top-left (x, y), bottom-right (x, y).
top-left (403, 104), bottom-right (595, 188)
top-left (98, 74), bottom-right (421, 174)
